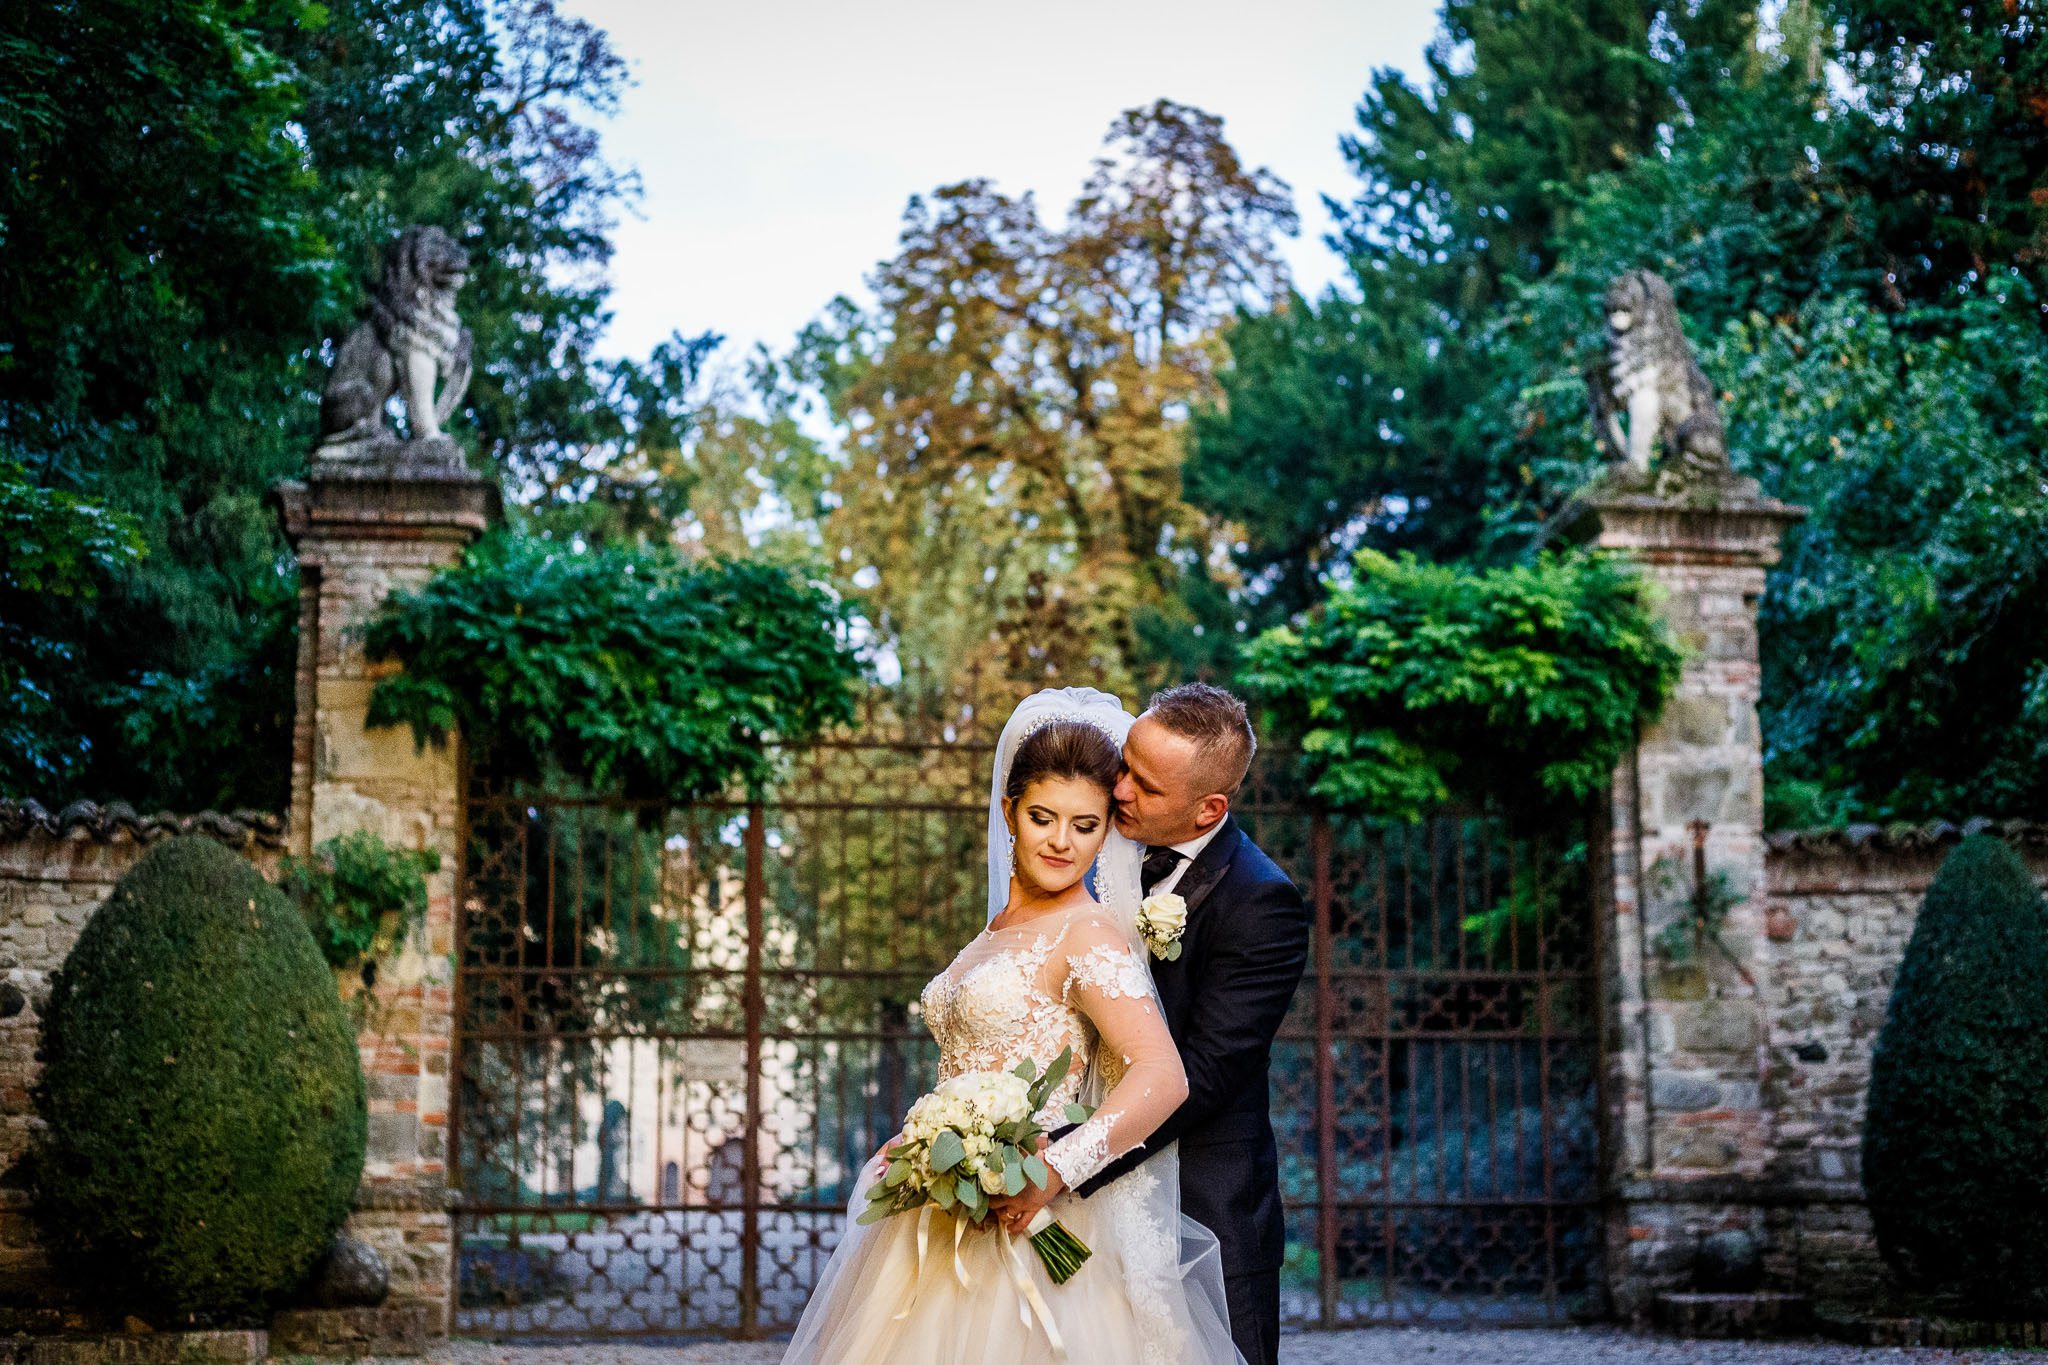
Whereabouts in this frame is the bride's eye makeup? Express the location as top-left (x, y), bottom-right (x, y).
top-left (1026, 807), bottom-right (1101, 834)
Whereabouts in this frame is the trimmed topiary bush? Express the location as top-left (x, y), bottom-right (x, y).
top-left (27, 836), bottom-right (366, 1323)
top-left (1864, 834), bottom-right (2048, 1314)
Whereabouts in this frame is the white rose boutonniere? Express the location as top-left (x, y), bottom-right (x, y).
top-left (1136, 892), bottom-right (1188, 961)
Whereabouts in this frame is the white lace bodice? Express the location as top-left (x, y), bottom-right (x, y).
top-left (918, 905), bottom-right (1186, 1189)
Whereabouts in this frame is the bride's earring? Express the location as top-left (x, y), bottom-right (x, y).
top-left (1006, 831), bottom-right (1016, 857)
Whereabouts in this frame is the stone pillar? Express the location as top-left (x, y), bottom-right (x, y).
top-left (1556, 474), bottom-right (1805, 1319)
top-left (275, 450), bottom-right (497, 1334)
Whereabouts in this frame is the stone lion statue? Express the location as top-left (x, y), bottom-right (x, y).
top-left (1588, 268), bottom-right (1729, 474)
top-left (318, 225), bottom-right (475, 450)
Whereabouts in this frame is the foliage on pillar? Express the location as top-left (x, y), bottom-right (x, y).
top-left (1864, 834), bottom-right (2048, 1315)
top-left (363, 533), bottom-right (863, 799)
top-left (27, 836), bottom-right (366, 1323)
top-left (1242, 549), bottom-right (1682, 821)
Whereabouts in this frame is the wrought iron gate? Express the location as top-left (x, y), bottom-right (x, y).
top-left (451, 720), bottom-right (1604, 1336)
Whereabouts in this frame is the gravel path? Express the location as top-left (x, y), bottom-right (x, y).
top-left (380, 1328), bottom-right (2048, 1365)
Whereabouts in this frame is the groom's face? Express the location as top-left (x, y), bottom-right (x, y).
top-left (1114, 715), bottom-right (1216, 846)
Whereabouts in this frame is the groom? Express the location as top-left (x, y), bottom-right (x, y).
top-left (998, 682), bottom-right (1309, 1365)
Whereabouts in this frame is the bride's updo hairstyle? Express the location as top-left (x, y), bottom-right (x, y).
top-left (1004, 719), bottom-right (1122, 805)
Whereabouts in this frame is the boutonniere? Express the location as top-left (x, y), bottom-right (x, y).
top-left (1137, 892), bottom-right (1188, 961)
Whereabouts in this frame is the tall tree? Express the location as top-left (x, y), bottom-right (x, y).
top-left (0, 0), bottom-right (716, 809)
top-left (0, 0), bottom-right (340, 811)
top-left (1831, 0), bottom-right (2048, 305)
top-left (787, 101), bottom-right (1296, 701)
top-left (1469, 5), bottom-right (2048, 821)
top-left (1187, 0), bottom-right (1759, 634)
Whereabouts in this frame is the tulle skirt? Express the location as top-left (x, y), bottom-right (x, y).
top-left (781, 1163), bottom-right (1243, 1365)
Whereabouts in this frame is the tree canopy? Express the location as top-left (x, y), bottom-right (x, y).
top-left (5, 0), bottom-right (2042, 825)
top-left (1189, 0), bottom-right (2048, 823)
top-left (774, 100), bottom-right (1297, 704)
top-left (0, 0), bottom-right (722, 811)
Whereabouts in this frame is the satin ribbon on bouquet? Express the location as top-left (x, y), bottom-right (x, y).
top-left (887, 1208), bottom-right (1066, 1359)
top-left (891, 1205), bottom-right (979, 1322)
top-left (1003, 1220), bottom-right (1066, 1358)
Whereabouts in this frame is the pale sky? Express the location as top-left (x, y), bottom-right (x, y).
top-left (567, 0), bottom-right (1442, 365)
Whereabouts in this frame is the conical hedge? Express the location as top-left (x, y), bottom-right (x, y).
top-left (27, 836), bottom-right (367, 1323)
top-left (1864, 834), bottom-right (2048, 1314)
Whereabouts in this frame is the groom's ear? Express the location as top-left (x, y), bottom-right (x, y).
top-left (1194, 791), bottom-right (1230, 833)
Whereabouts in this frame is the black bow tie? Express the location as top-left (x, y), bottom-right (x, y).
top-left (1141, 845), bottom-right (1184, 894)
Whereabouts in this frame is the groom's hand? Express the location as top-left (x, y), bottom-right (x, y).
top-left (991, 1164), bottom-right (1063, 1232)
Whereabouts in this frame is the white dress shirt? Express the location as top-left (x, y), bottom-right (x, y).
top-left (1149, 820), bottom-right (1225, 898)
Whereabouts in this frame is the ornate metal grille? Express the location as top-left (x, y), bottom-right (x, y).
top-left (450, 721), bottom-right (1604, 1336)
top-left (1237, 767), bottom-right (1606, 1326)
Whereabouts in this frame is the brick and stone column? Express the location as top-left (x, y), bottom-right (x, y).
top-left (1556, 473), bottom-right (1805, 1319)
top-left (276, 447), bottom-right (498, 1334)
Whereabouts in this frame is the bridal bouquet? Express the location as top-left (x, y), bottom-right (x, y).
top-left (858, 1046), bottom-right (1095, 1283)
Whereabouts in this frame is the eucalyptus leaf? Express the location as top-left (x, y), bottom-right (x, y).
top-left (1038, 1045), bottom-right (1072, 1098)
top-left (929, 1128), bottom-right (966, 1173)
top-left (1023, 1154), bottom-right (1049, 1188)
top-left (1064, 1103), bottom-right (1092, 1124)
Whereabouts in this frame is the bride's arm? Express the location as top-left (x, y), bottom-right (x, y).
top-left (1039, 918), bottom-right (1190, 1191)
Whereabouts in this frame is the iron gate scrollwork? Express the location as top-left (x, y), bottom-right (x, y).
top-left (1235, 764), bottom-right (1606, 1326)
top-left (451, 725), bottom-right (1604, 1336)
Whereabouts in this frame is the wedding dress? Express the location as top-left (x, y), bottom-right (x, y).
top-left (781, 689), bottom-right (1243, 1365)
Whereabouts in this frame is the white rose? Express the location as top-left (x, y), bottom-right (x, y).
top-left (937, 1070), bottom-right (1031, 1124)
top-left (979, 1166), bottom-right (1007, 1195)
top-left (1140, 892), bottom-right (1187, 938)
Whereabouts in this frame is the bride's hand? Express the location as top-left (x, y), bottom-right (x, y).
top-left (990, 1162), bottom-right (1063, 1232)
top-left (862, 1135), bottom-right (902, 1187)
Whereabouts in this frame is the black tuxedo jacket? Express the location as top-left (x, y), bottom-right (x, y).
top-left (1076, 813), bottom-right (1309, 1278)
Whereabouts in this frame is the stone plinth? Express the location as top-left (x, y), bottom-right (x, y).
top-left (270, 1305), bottom-right (428, 1358)
top-left (275, 445), bottom-right (498, 1334)
top-left (1554, 468), bottom-right (1806, 1318)
top-left (1655, 1292), bottom-right (1812, 1339)
top-left (13, 1333), bottom-right (266, 1365)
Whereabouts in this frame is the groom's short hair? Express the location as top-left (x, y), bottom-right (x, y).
top-left (1145, 683), bottom-right (1256, 798)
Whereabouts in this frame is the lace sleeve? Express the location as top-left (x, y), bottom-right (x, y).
top-left (1043, 917), bottom-right (1190, 1189)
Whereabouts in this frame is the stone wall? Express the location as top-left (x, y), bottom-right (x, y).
top-left (1607, 820), bottom-right (2048, 1318)
top-left (0, 803), bottom-right (284, 1300)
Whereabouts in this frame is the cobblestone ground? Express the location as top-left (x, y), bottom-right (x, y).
top-left (386, 1328), bottom-right (2048, 1365)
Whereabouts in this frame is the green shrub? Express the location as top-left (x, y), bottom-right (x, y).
top-left (279, 830), bottom-right (439, 973)
top-left (1242, 549), bottom-right (1682, 820)
top-left (1864, 834), bottom-right (2048, 1315)
top-left (28, 837), bottom-right (366, 1323)
top-left (363, 534), bottom-right (863, 800)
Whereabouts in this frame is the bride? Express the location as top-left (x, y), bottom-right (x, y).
top-left (781, 688), bottom-right (1242, 1364)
